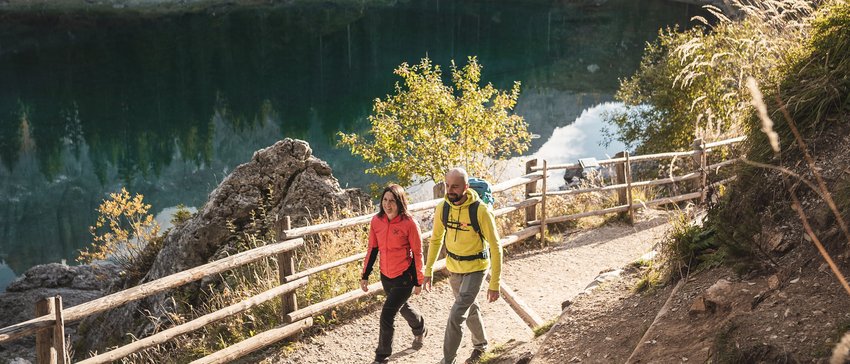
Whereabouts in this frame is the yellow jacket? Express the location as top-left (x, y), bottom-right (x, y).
top-left (425, 189), bottom-right (503, 291)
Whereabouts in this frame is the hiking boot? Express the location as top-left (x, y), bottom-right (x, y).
top-left (464, 348), bottom-right (485, 364)
top-left (411, 327), bottom-right (428, 349)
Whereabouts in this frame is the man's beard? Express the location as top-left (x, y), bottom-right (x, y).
top-left (447, 193), bottom-right (462, 203)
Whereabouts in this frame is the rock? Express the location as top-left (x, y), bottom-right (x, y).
top-left (690, 279), bottom-right (734, 315)
top-left (689, 296), bottom-right (709, 315)
top-left (639, 251), bottom-right (658, 262)
top-left (768, 274), bottom-right (781, 290)
top-left (584, 269), bottom-right (623, 291)
top-left (6, 263), bottom-right (122, 292)
top-left (831, 331), bottom-right (850, 364)
top-left (0, 263), bottom-right (123, 363)
top-left (760, 229), bottom-right (793, 254)
top-left (705, 279), bottom-right (733, 307)
top-left (562, 299), bottom-right (573, 310)
top-left (74, 139), bottom-right (371, 356)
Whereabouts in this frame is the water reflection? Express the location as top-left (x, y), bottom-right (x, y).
top-left (0, 262), bottom-right (14, 291)
top-left (0, 0), bottom-right (701, 288)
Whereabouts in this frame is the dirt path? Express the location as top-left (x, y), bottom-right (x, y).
top-left (258, 211), bottom-right (673, 364)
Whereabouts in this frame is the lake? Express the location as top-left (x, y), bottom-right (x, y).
top-left (0, 0), bottom-right (702, 290)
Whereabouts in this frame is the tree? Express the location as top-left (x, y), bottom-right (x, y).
top-left (338, 56), bottom-right (531, 187)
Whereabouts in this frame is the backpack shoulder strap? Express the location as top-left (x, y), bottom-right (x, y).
top-left (468, 201), bottom-right (485, 242)
top-left (441, 201), bottom-right (450, 228)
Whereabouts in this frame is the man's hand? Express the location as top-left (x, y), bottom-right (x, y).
top-left (360, 279), bottom-right (369, 292)
top-left (414, 285), bottom-right (422, 295)
top-left (423, 276), bottom-right (433, 292)
top-left (487, 289), bottom-right (500, 302)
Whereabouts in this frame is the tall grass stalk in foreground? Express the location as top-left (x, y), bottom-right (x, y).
top-left (745, 77), bottom-right (850, 298)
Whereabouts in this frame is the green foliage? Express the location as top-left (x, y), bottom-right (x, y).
top-left (661, 212), bottom-right (723, 278)
top-left (633, 264), bottom-right (664, 294)
top-left (171, 203), bottom-right (194, 225)
top-left (778, 2), bottom-right (850, 135)
top-left (709, 3), bottom-right (850, 275)
top-left (77, 188), bottom-right (161, 271)
top-left (745, 0), bottom-right (850, 165)
top-left (338, 56), bottom-right (531, 186)
top-left (533, 318), bottom-right (558, 338)
top-left (603, 1), bottom-right (814, 154)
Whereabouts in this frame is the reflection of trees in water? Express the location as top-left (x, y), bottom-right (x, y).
top-left (0, 0), bottom-right (698, 281)
top-left (0, 0), bottom-right (698, 183)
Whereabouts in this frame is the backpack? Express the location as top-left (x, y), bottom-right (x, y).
top-left (468, 177), bottom-right (494, 207)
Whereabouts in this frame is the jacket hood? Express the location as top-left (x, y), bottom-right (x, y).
top-left (444, 188), bottom-right (480, 208)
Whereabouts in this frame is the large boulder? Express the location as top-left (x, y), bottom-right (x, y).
top-left (74, 138), bottom-right (370, 356)
top-left (0, 263), bottom-right (122, 363)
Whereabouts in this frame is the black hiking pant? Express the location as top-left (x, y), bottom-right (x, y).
top-left (375, 265), bottom-right (425, 362)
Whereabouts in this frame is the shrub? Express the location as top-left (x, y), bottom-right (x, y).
top-left (77, 188), bottom-right (161, 271)
top-left (603, 0), bottom-right (814, 154)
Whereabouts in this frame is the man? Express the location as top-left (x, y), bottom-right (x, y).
top-left (423, 168), bottom-right (503, 364)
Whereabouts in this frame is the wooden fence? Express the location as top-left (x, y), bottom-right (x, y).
top-left (0, 136), bottom-right (744, 363)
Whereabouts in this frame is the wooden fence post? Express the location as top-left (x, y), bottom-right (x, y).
top-left (36, 296), bottom-right (67, 364)
top-left (277, 216), bottom-right (297, 321)
top-left (540, 160), bottom-right (548, 242)
top-left (624, 152), bottom-right (634, 225)
top-left (432, 182), bottom-right (447, 260)
top-left (53, 296), bottom-right (68, 364)
top-left (525, 159), bottom-right (538, 226)
top-left (692, 138), bottom-right (707, 203)
top-left (614, 151), bottom-right (628, 220)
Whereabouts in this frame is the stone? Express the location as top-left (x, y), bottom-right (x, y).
top-left (6, 263), bottom-right (121, 292)
top-left (705, 279), bottom-right (732, 308)
top-left (768, 274), bottom-right (781, 290)
top-left (689, 296), bottom-right (708, 314)
top-left (562, 299), bottom-right (573, 310)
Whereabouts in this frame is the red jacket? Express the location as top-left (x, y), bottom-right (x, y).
top-left (361, 214), bottom-right (425, 286)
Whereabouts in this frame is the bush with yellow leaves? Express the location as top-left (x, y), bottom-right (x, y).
top-left (77, 187), bottom-right (161, 271)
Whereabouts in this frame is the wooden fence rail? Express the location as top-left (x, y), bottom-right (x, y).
top-left (0, 239), bottom-right (304, 345)
top-left (0, 136), bottom-right (744, 364)
top-left (78, 278), bottom-right (309, 364)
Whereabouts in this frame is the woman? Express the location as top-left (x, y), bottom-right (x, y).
top-left (360, 184), bottom-right (428, 364)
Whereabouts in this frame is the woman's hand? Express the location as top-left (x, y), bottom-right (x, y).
top-left (414, 285), bottom-right (422, 295)
top-left (360, 279), bottom-right (369, 292)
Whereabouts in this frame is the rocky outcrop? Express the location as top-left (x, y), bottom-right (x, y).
top-left (0, 263), bottom-right (122, 363)
top-left (5, 263), bottom-right (123, 293)
top-left (69, 138), bottom-right (370, 356)
top-left (144, 138), bottom-right (369, 281)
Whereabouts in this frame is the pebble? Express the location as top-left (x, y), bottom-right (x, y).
top-left (790, 278), bottom-right (800, 284)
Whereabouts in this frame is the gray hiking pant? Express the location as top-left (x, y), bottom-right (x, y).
top-left (441, 270), bottom-right (488, 364)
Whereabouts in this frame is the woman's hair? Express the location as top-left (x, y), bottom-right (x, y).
top-left (377, 184), bottom-right (410, 219)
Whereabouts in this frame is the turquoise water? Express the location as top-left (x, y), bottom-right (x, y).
top-left (0, 0), bottom-right (701, 289)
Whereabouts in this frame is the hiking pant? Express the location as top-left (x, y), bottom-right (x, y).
top-left (442, 270), bottom-right (488, 364)
top-left (375, 268), bottom-right (425, 362)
